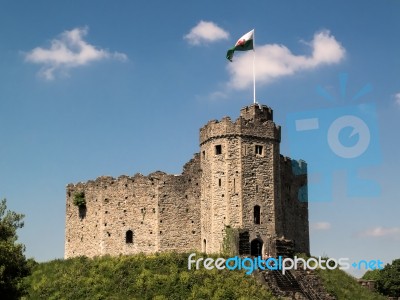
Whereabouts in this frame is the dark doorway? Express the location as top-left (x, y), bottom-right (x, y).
top-left (250, 239), bottom-right (263, 256)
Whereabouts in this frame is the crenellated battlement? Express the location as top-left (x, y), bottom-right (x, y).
top-left (67, 154), bottom-right (200, 193)
top-left (199, 104), bottom-right (280, 145)
top-left (240, 103), bottom-right (273, 122)
top-left (280, 155), bottom-right (308, 176)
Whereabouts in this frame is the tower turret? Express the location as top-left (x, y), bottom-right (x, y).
top-left (199, 104), bottom-right (283, 255)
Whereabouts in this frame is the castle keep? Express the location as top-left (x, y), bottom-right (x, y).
top-left (65, 104), bottom-right (309, 258)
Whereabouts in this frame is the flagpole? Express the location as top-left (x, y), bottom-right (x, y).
top-left (252, 29), bottom-right (256, 104)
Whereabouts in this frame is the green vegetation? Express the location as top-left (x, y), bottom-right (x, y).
top-left (22, 251), bottom-right (396, 299)
top-left (222, 226), bottom-right (239, 256)
top-left (363, 259), bottom-right (400, 297)
top-left (0, 198), bottom-right (31, 299)
top-left (23, 253), bottom-right (275, 300)
top-left (73, 191), bottom-right (86, 207)
top-left (293, 253), bottom-right (387, 299)
top-left (316, 267), bottom-right (386, 300)
top-left (362, 268), bottom-right (380, 281)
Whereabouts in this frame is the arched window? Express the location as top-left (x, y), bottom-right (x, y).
top-left (254, 205), bottom-right (260, 224)
top-left (126, 230), bottom-right (133, 244)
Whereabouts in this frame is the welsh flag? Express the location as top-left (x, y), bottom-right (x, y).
top-left (226, 29), bottom-right (254, 62)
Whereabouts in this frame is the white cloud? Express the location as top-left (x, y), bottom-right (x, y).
top-left (357, 227), bottom-right (400, 240)
top-left (227, 30), bottom-right (345, 90)
top-left (311, 222), bottom-right (331, 231)
top-left (208, 91), bottom-right (228, 100)
top-left (184, 21), bottom-right (229, 45)
top-left (394, 93), bottom-right (400, 107)
top-left (25, 27), bottom-right (127, 80)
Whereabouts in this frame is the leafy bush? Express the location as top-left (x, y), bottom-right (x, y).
top-left (23, 252), bottom-right (392, 299)
top-left (23, 253), bottom-right (275, 300)
top-left (316, 265), bottom-right (386, 300)
top-left (73, 192), bottom-right (86, 207)
top-left (294, 253), bottom-right (386, 299)
top-left (363, 259), bottom-right (400, 297)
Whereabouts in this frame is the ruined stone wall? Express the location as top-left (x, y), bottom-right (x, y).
top-left (279, 156), bottom-right (310, 255)
top-left (158, 155), bottom-right (201, 252)
top-left (65, 174), bottom-right (160, 258)
top-left (65, 180), bottom-right (104, 258)
top-left (65, 155), bottom-right (201, 258)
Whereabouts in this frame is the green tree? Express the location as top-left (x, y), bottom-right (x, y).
top-left (0, 198), bottom-right (30, 299)
top-left (362, 268), bottom-right (381, 281)
top-left (377, 259), bottom-right (400, 297)
top-left (363, 259), bottom-right (400, 297)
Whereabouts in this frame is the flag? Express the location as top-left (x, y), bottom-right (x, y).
top-left (226, 29), bottom-right (254, 62)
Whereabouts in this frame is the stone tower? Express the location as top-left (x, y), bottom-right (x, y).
top-left (65, 103), bottom-right (309, 259)
top-left (200, 104), bottom-right (284, 255)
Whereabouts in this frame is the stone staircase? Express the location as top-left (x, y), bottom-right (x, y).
top-left (260, 268), bottom-right (336, 300)
top-left (272, 270), bottom-right (307, 299)
top-left (252, 239), bottom-right (336, 299)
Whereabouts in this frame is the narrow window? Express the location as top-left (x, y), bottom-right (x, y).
top-left (215, 145), bottom-right (222, 155)
top-left (233, 178), bottom-right (236, 192)
top-left (126, 230), bottom-right (133, 244)
top-left (254, 205), bottom-right (260, 224)
top-left (202, 150), bottom-right (206, 159)
top-left (218, 178), bottom-right (222, 187)
top-left (255, 145), bottom-right (263, 155)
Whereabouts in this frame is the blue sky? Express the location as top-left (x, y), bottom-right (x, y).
top-left (0, 1), bottom-right (399, 277)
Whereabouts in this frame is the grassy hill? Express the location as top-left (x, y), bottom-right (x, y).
top-left (23, 253), bottom-right (274, 300)
top-left (316, 267), bottom-right (386, 300)
top-left (22, 253), bottom-right (386, 300)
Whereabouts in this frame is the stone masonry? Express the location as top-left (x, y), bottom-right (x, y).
top-left (65, 103), bottom-right (309, 258)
